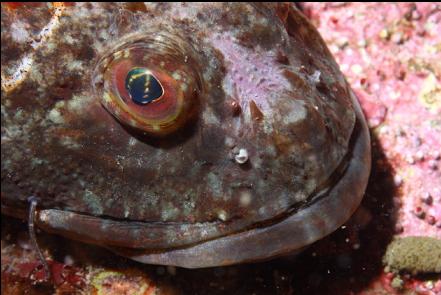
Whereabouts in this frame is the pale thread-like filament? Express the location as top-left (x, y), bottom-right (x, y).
top-left (28, 196), bottom-right (51, 281)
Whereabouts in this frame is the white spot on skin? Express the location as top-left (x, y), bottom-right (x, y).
top-left (124, 208), bottom-right (130, 218)
top-left (45, 41), bottom-right (57, 53)
top-left (239, 190), bottom-right (252, 207)
top-left (39, 211), bottom-right (49, 222)
top-left (155, 34), bottom-right (165, 43)
top-left (282, 101), bottom-right (307, 125)
top-left (183, 200), bottom-right (196, 215)
top-left (235, 148), bottom-right (249, 164)
top-left (128, 137), bottom-right (137, 146)
top-left (161, 202), bottom-right (179, 221)
top-left (48, 108), bottom-right (64, 124)
top-left (103, 92), bottom-right (112, 103)
top-left (64, 255), bottom-right (75, 266)
top-left (63, 34), bottom-right (75, 45)
top-left (10, 20), bottom-right (30, 43)
top-left (13, 108), bottom-right (24, 120)
top-left (67, 94), bottom-right (91, 112)
top-left (253, 156), bottom-right (263, 169)
top-left (202, 108), bottom-right (220, 125)
top-left (66, 59), bottom-right (84, 72)
top-left (172, 72), bottom-right (182, 81)
top-left (83, 189), bottom-right (103, 215)
top-left (207, 172), bottom-right (222, 197)
top-left (263, 119), bottom-right (274, 134)
top-left (113, 50), bottom-right (123, 59)
top-left (266, 145), bottom-right (277, 157)
top-left (308, 70), bottom-right (321, 84)
top-left (60, 136), bottom-right (81, 149)
top-left (127, 118), bottom-right (138, 127)
top-left (217, 210), bottom-right (227, 221)
top-left (225, 137), bottom-right (236, 148)
top-left (303, 179), bottom-right (317, 196)
top-left (294, 191), bottom-right (308, 202)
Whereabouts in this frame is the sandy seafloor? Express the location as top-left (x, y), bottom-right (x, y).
top-left (1, 2), bottom-right (440, 295)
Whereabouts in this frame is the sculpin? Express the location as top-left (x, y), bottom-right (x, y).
top-left (1, 3), bottom-right (371, 268)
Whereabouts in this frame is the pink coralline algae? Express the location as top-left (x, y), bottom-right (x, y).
top-left (304, 2), bottom-right (441, 239)
top-left (304, 2), bottom-right (440, 294)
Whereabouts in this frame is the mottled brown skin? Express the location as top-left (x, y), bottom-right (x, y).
top-left (1, 3), bottom-right (371, 268)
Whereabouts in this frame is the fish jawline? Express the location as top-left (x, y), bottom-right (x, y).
top-left (2, 90), bottom-right (370, 269)
top-left (112, 90), bottom-right (372, 268)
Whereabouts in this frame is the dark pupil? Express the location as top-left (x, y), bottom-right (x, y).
top-left (125, 68), bottom-right (163, 105)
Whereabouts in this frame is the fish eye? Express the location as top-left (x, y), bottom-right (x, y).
top-left (93, 33), bottom-right (202, 137)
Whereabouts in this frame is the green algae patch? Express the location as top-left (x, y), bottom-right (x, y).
top-left (90, 270), bottom-right (155, 295)
top-left (383, 236), bottom-right (441, 274)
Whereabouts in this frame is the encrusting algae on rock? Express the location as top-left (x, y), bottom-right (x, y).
top-left (90, 270), bottom-right (157, 295)
top-left (383, 236), bottom-right (441, 275)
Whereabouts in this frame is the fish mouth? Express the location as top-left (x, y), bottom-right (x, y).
top-left (32, 90), bottom-right (371, 268)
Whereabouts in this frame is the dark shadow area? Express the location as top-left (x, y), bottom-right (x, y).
top-left (283, 131), bottom-right (398, 294)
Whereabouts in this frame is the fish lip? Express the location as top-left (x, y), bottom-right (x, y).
top-left (120, 90), bottom-right (372, 268)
